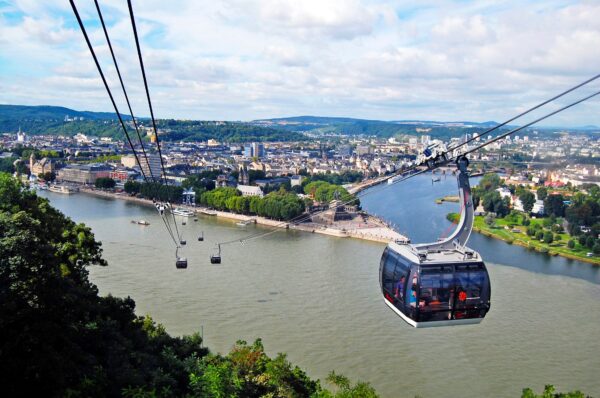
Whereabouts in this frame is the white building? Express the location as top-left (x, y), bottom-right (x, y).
top-left (237, 185), bottom-right (264, 197)
top-left (16, 128), bottom-right (27, 143)
top-left (532, 200), bottom-right (545, 215)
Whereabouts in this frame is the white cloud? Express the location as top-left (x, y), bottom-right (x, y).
top-left (0, 0), bottom-right (599, 125)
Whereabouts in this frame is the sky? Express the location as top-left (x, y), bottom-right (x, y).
top-left (0, 0), bottom-right (599, 126)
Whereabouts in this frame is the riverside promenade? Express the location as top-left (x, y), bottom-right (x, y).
top-left (79, 187), bottom-right (408, 244)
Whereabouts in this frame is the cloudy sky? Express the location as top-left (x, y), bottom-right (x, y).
top-left (1, 0), bottom-right (599, 126)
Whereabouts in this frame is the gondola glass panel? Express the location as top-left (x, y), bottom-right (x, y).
top-left (454, 263), bottom-right (490, 319)
top-left (417, 266), bottom-right (454, 322)
top-left (381, 248), bottom-right (411, 313)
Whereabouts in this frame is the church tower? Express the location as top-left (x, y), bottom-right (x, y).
top-left (238, 164), bottom-right (249, 185)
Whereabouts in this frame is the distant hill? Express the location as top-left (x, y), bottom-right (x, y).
top-left (1, 105), bottom-right (595, 142)
top-left (0, 104), bottom-right (130, 121)
top-left (253, 115), bottom-right (598, 139)
top-left (0, 105), bottom-right (305, 143)
top-left (252, 115), bottom-right (505, 139)
top-left (255, 115), bottom-right (500, 128)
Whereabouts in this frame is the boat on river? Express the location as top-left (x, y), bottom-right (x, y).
top-left (131, 220), bottom-right (150, 226)
top-left (172, 207), bottom-right (194, 217)
top-left (49, 184), bottom-right (79, 194)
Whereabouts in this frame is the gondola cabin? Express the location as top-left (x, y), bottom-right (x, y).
top-left (380, 243), bottom-right (490, 327)
top-left (176, 257), bottom-right (188, 269)
top-left (210, 244), bottom-right (221, 264)
top-left (379, 156), bottom-right (491, 327)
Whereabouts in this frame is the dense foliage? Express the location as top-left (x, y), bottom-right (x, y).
top-left (472, 174), bottom-right (509, 217)
top-left (157, 120), bottom-right (307, 142)
top-left (125, 181), bottom-right (184, 203)
top-left (521, 384), bottom-right (591, 398)
top-left (0, 172), bottom-right (379, 397)
top-left (199, 187), bottom-right (305, 220)
top-left (95, 177), bottom-right (116, 189)
top-left (301, 171), bottom-right (364, 186)
top-left (303, 181), bottom-right (358, 206)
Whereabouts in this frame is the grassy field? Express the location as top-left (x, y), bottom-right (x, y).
top-left (466, 214), bottom-right (600, 265)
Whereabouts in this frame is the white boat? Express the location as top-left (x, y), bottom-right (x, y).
top-left (49, 184), bottom-right (78, 194)
top-left (237, 219), bottom-right (254, 227)
top-left (172, 207), bottom-right (195, 217)
top-left (131, 220), bottom-right (150, 226)
top-left (387, 175), bottom-right (402, 185)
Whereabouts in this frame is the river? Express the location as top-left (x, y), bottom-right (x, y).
top-left (38, 174), bottom-right (600, 398)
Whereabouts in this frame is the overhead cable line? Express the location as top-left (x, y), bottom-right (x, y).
top-left (444, 73), bottom-right (600, 155)
top-left (127, 0), bottom-right (182, 242)
top-left (70, 0), bottom-right (180, 248)
top-left (94, 0), bottom-right (154, 182)
top-left (463, 88), bottom-right (600, 156)
top-left (69, 0), bottom-right (147, 184)
top-left (126, 0), bottom-right (168, 185)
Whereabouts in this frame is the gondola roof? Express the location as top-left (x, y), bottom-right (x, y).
top-left (388, 241), bottom-right (483, 265)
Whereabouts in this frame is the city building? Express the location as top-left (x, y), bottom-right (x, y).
top-left (237, 185), bottom-right (264, 197)
top-left (29, 153), bottom-right (54, 176)
top-left (252, 142), bottom-right (265, 158)
top-left (109, 168), bottom-right (138, 182)
top-left (57, 163), bottom-right (111, 184)
top-left (121, 155), bottom-right (137, 168)
top-left (138, 154), bottom-right (162, 181)
top-left (290, 175), bottom-right (303, 187)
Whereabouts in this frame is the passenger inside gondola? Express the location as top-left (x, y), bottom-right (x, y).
top-left (394, 276), bottom-right (405, 299)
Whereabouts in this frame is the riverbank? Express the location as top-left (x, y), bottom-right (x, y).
top-left (435, 195), bottom-right (459, 204)
top-left (468, 215), bottom-right (600, 266)
top-left (78, 187), bottom-right (407, 244)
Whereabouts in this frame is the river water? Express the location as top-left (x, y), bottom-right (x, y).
top-left (38, 174), bottom-right (600, 398)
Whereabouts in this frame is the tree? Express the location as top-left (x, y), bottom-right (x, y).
top-left (567, 240), bottom-right (575, 249)
top-left (95, 177), bottom-right (116, 189)
top-left (586, 236), bottom-right (595, 249)
top-left (484, 214), bottom-right (495, 227)
top-left (544, 194), bottom-right (565, 217)
top-left (593, 242), bottom-right (600, 255)
top-left (536, 187), bottom-right (548, 201)
top-left (543, 231), bottom-right (553, 244)
top-left (38, 171), bottom-right (56, 182)
top-left (479, 173), bottom-right (502, 191)
top-left (535, 231), bottom-right (544, 241)
top-left (522, 384), bottom-right (588, 398)
top-left (519, 190), bottom-right (535, 213)
top-left (124, 180), bottom-right (141, 194)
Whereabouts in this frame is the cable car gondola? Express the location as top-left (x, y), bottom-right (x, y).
top-left (175, 248), bottom-right (187, 269)
top-left (176, 257), bottom-right (188, 269)
top-left (210, 244), bottom-right (221, 264)
top-left (379, 157), bottom-right (490, 327)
